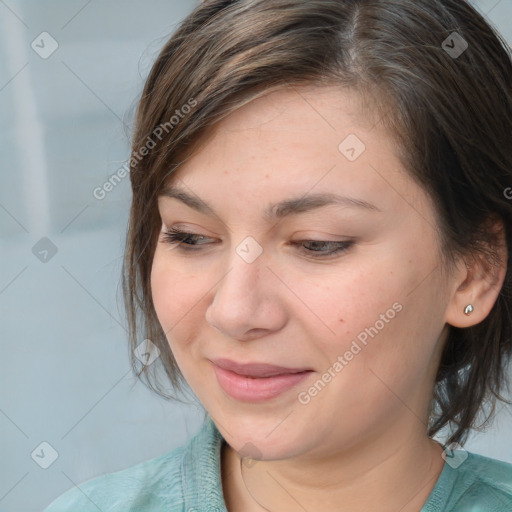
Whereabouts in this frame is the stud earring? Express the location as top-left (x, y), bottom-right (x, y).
top-left (464, 304), bottom-right (474, 315)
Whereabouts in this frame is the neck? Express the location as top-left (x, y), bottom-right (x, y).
top-left (221, 423), bottom-right (446, 512)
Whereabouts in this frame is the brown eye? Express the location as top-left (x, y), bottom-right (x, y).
top-left (291, 240), bottom-right (354, 258)
top-left (160, 228), bottom-right (215, 251)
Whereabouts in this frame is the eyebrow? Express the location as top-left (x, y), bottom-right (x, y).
top-left (159, 186), bottom-right (382, 221)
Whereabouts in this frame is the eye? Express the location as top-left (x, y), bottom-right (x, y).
top-left (159, 228), bottom-right (354, 258)
top-left (290, 240), bottom-right (354, 258)
top-left (160, 227), bottom-right (215, 251)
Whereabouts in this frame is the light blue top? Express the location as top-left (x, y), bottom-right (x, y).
top-left (44, 415), bottom-right (512, 511)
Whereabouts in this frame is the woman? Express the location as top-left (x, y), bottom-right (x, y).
top-left (45, 0), bottom-right (512, 510)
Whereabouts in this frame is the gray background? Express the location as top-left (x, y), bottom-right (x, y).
top-left (0, 1), bottom-right (511, 511)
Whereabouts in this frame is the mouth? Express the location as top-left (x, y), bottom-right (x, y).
top-left (210, 357), bottom-right (313, 378)
top-left (210, 358), bottom-right (314, 402)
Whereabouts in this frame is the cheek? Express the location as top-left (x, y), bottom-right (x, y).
top-left (293, 253), bottom-right (441, 380)
top-left (150, 252), bottom-right (213, 390)
top-left (150, 250), bottom-right (202, 340)
top-left (150, 252), bottom-right (173, 328)
top-left (307, 280), bottom-right (444, 420)
top-left (289, 262), bottom-right (398, 350)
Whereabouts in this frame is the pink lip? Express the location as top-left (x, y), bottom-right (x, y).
top-left (210, 359), bottom-right (313, 402)
top-left (211, 358), bottom-right (312, 377)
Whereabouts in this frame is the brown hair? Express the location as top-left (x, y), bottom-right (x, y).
top-left (122, 0), bottom-right (512, 445)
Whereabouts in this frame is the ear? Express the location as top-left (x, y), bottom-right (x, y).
top-left (444, 216), bottom-right (508, 328)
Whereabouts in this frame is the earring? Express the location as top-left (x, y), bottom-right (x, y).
top-left (464, 304), bottom-right (474, 315)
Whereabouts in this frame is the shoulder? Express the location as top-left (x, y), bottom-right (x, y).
top-left (459, 452), bottom-right (512, 495)
top-left (441, 451), bottom-right (512, 511)
top-left (43, 416), bottom-right (222, 512)
top-left (43, 446), bottom-right (187, 512)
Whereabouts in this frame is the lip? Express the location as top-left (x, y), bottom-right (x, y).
top-left (211, 358), bottom-right (312, 377)
top-left (210, 358), bottom-right (313, 402)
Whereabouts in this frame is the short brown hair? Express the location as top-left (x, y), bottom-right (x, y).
top-left (122, 0), bottom-right (512, 445)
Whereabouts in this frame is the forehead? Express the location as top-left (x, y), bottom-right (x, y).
top-left (213, 84), bottom-right (379, 139)
top-left (159, 84), bottom-right (431, 226)
top-left (171, 86), bottom-right (382, 176)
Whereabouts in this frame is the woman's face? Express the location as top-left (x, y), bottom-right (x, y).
top-left (151, 85), bottom-right (457, 461)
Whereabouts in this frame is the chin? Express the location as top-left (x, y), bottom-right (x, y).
top-left (211, 409), bottom-right (309, 459)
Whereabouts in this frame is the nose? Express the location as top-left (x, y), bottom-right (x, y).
top-left (205, 240), bottom-right (287, 341)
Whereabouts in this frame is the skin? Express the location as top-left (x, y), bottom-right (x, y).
top-left (150, 85), bottom-right (506, 512)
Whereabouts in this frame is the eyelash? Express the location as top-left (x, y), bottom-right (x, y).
top-left (160, 227), bottom-right (353, 258)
